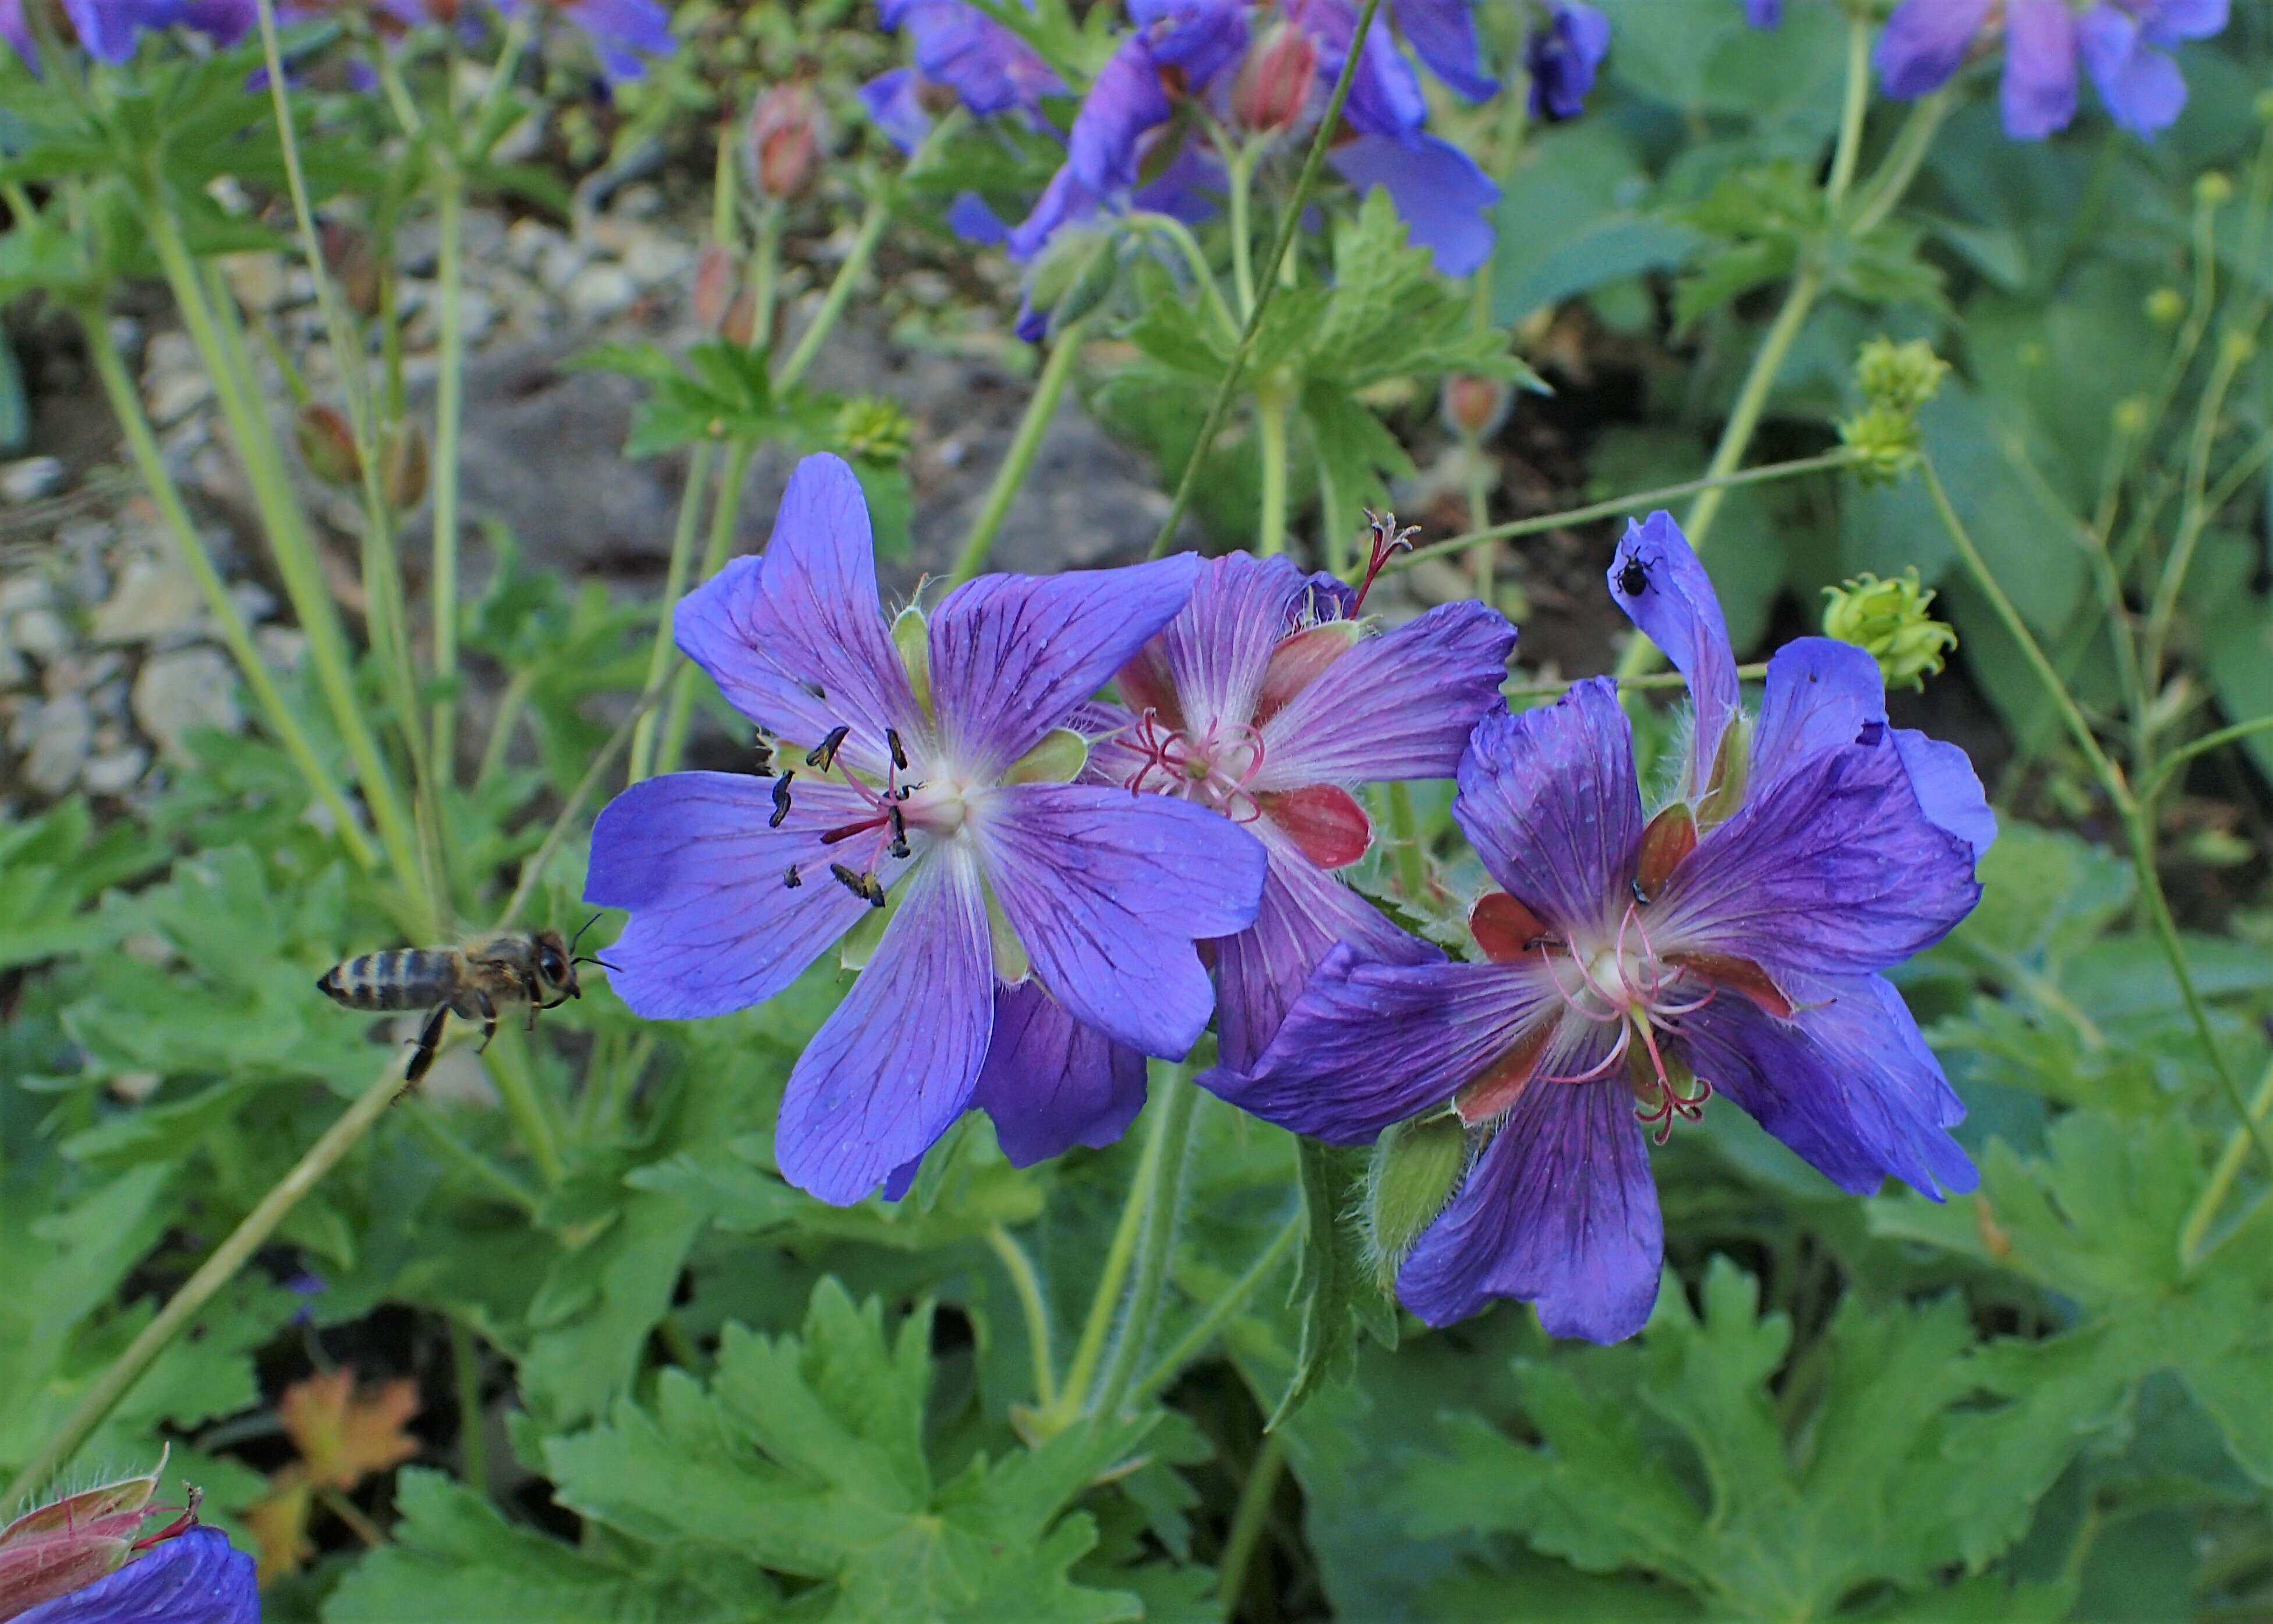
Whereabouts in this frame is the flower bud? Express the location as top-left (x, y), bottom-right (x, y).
top-left (2112, 395), bottom-right (2150, 437)
top-left (692, 242), bottom-right (741, 334)
top-left (744, 84), bottom-right (821, 203)
top-left (833, 396), bottom-right (914, 466)
top-left (1853, 336), bottom-right (1947, 415)
top-left (295, 403), bottom-right (363, 488)
top-left (0, 1458), bottom-right (181, 1619)
top-left (1232, 22), bottom-right (1317, 135)
top-left (2196, 170), bottom-right (2233, 208)
top-left (1838, 404), bottom-right (1924, 483)
top-left (377, 419), bottom-right (429, 512)
top-left (319, 220), bottom-right (381, 317)
top-left (2145, 286), bottom-right (2186, 326)
top-left (1440, 373), bottom-right (1511, 441)
top-left (1363, 1113), bottom-right (1469, 1290)
top-left (1823, 567), bottom-right (1957, 691)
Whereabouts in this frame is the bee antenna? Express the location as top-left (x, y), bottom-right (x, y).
top-left (568, 912), bottom-right (605, 952)
top-left (589, 954), bottom-right (621, 974)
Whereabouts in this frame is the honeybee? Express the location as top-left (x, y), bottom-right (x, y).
top-left (317, 918), bottom-right (600, 1084)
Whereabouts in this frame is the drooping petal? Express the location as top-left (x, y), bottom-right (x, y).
top-left (970, 981), bottom-right (1151, 1165)
top-left (17, 1529), bottom-right (257, 1624)
top-left (1893, 730), bottom-right (1996, 860)
top-left (1608, 512), bottom-right (1740, 805)
top-left (1397, 1075), bottom-right (1663, 1341)
top-left (1454, 680), bottom-right (1642, 939)
top-left (1130, 0), bottom-right (1249, 85)
top-left (673, 453), bottom-right (924, 776)
top-left (1211, 943), bottom-right (1563, 1144)
top-left (861, 68), bottom-right (931, 153)
top-left (928, 555), bottom-right (1201, 777)
top-left (1392, 0), bottom-right (1498, 100)
top-left (584, 772), bottom-right (877, 1019)
top-left (2078, 4), bottom-right (2187, 135)
top-left (1649, 727), bottom-right (1982, 979)
top-left (2000, 0), bottom-right (2081, 139)
top-left (972, 784), bottom-right (1266, 1056)
top-left (1009, 35), bottom-right (1171, 259)
top-left (1294, 0), bottom-right (1429, 137)
top-left (946, 191), bottom-right (1012, 245)
top-left (1206, 818), bottom-right (1438, 1075)
top-left (1874, 0), bottom-right (1993, 98)
top-left (1524, 2), bottom-right (1611, 121)
top-left (776, 845), bottom-right (995, 1204)
top-left (1679, 972), bottom-right (1977, 1198)
top-left (889, 0), bottom-right (1063, 115)
top-left (1325, 131), bottom-right (1500, 277)
top-left (1254, 597), bottom-right (1516, 788)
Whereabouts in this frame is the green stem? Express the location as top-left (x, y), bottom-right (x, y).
top-left (1053, 1079), bottom-right (1176, 1427)
top-left (1385, 781), bottom-right (1427, 900)
top-left (1846, 91), bottom-right (1950, 236)
top-left (987, 1225), bottom-right (1058, 1413)
top-left (2140, 715), bottom-right (2273, 801)
top-left (949, 316), bottom-right (1091, 585)
top-left (657, 438), bottom-right (755, 777)
top-left (81, 313), bottom-right (374, 870)
top-left (776, 196), bottom-right (893, 391)
top-left (480, 1031), bottom-right (564, 1187)
top-left (1675, 261), bottom-right (1821, 557)
top-left (2142, 325), bottom-right (2257, 704)
top-left (1147, 0), bottom-right (1385, 560)
top-left (1461, 436), bottom-right (1493, 608)
top-left (1132, 1214), bottom-right (1300, 1405)
top-left (450, 1318), bottom-right (488, 1495)
top-left (1226, 141), bottom-right (1257, 322)
top-left (398, 1103), bottom-right (540, 1216)
top-left (146, 203), bottom-right (430, 927)
top-left (1093, 1069), bottom-right (1199, 1419)
top-left (627, 442), bottom-right (718, 786)
top-left (1216, 1432), bottom-right (1289, 1619)
top-left (2179, 1053), bottom-right (2273, 1264)
top-left (751, 204), bottom-right (782, 351)
top-left (1132, 213), bottom-right (1241, 346)
top-left (429, 170), bottom-right (468, 784)
top-left (2, 1052), bottom-right (416, 1508)
top-left (475, 668), bottom-right (536, 789)
top-left (1824, 15), bottom-right (1871, 210)
top-left (1254, 382), bottom-right (1291, 557)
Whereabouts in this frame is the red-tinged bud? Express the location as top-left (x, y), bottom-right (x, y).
top-left (722, 287), bottom-right (758, 348)
top-left (295, 402), bottom-right (363, 489)
top-left (744, 84), bottom-right (821, 203)
top-left (319, 220), bottom-right (380, 318)
top-left (1232, 22), bottom-right (1317, 135)
top-left (1469, 891), bottom-right (1550, 963)
top-left (1252, 620), bottom-right (1360, 724)
top-left (377, 419), bottom-right (428, 512)
top-left (1257, 783), bottom-right (1371, 868)
top-left (0, 1456), bottom-right (188, 1619)
top-left (1440, 373), bottom-right (1511, 440)
top-left (691, 242), bottom-right (740, 334)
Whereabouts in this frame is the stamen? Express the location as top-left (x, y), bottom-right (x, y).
top-left (784, 864), bottom-right (801, 889)
top-left (886, 727), bottom-right (909, 770)
top-left (770, 770), bottom-right (795, 829)
top-left (1634, 1075), bottom-right (1713, 1145)
top-left (1353, 509), bottom-right (1420, 611)
top-left (888, 802), bottom-right (910, 858)
top-left (807, 724), bottom-right (851, 771)
top-left (130, 1488), bottom-right (203, 1551)
top-left (829, 862), bottom-right (887, 907)
top-left (752, 732), bottom-right (775, 773)
top-left (1537, 1023), bottom-right (1630, 1084)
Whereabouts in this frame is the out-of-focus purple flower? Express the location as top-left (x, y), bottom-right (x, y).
top-left (497, 0), bottom-right (671, 82)
top-left (1393, 0), bottom-right (1497, 100)
top-left (14, 1529), bottom-right (257, 1624)
top-left (1009, 33), bottom-right (1173, 260)
top-left (1743, 0), bottom-right (1781, 26)
top-left (1083, 536), bottom-right (1515, 1079)
top-left (1326, 130), bottom-right (1498, 275)
top-left (1525, 1), bottom-right (1610, 121)
top-left (1132, 0), bottom-right (1250, 84)
top-left (1876, 0), bottom-right (2223, 139)
top-left (585, 454), bottom-right (1264, 1204)
top-left (2, 0), bottom-right (33, 66)
top-left (54, 0), bottom-right (254, 62)
top-left (1218, 511), bottom-right (1991, 1342)
top-left (863, 0), bottom-right (1065, 151)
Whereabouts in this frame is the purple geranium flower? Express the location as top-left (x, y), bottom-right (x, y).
top-left (1877, 0), bottom-right (2225, 139)
top-left (585, 454), bottom-right (1264, 1204)
top-left (1216, 512), bottom-right (1991, 1342)
top-left (2, 0), bottom-right (33, 64)
top-left (13, 1529), bottom-right (256, 1624)
top-left (497, 0), bottom-right (672, 83)
top-left (41, 0), bottom-right (253, 62)
top-left (1523, 1), bottom-right (1610, 121)
top-left (1081, 533), bottom-right (1516, 1076)
top-left (1744, 0), bottom-right (1782, 25)
top-left (862, 0), bottom-right (1065, 153)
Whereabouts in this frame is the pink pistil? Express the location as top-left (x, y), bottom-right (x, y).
top-left (1123, 708), bottom-right (1268, 823)
top-left (1526, 900), bottom-right (1716, 1137)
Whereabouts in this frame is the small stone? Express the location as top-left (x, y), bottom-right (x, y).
top-left (257, 625), bottom-right (307, 672)
top-left (93, 559), bottom-right (206, 645)
top-left (132, 646), bottom-right (242, 759)
top-left (565, 263), bottom-right (638, 322)
top-left (623, 235), bottom-right (693, 289)
top-left (504, 216), bottom-right (564, 273)
top-left (10, 608), bottom-right (69, 660)
top-left (0, 575), bottom-right (52, 616)
top-left (146, 367), bottom-right (211, 426)
top-left (220, 251), bottom-right (289, 313)
top-left (42, 650), bottom-right (121, 699)
top-left (19, 694), bottom-right (93, 794)
top-left (0, 456), bottom-right (66, 505)
top-left (228, 582), bottom-right (276, 624)
top-left (0, 634), bottom-right (26, 689)
top-left (616, 183), bottom-right (664, 220)
top-left (82, 744), bottom-right (149, 795)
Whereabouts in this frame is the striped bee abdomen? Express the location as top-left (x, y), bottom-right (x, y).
top-left (317, 949), bottom-right (457, 1011)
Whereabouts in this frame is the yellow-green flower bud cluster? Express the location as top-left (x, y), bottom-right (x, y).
top-left (1822, 567), bottom-right (1958, 691)
top-left (1840, 337), bottom-right (1949, 484)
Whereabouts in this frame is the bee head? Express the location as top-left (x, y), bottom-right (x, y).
top-left (533, 929), bottom-right (575, 997)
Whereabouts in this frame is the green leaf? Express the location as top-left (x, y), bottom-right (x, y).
top-left (1269, 1139), bottom-right (1396, 1430)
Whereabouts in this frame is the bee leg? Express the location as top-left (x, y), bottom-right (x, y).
top-left (404, 1007), bottom-right (449, 1090)
top-left (473, 989), bottom-right (499, 1053)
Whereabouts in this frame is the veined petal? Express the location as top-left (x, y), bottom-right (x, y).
top-left (674, 454), bottom-right (923, 775)
top-left (1211, 943), bottom-right (1563, 1144)
top-left (1454, 680), bottom-right (1643, 938)
top-left (1254, 597), bottom-right (1515, 788)
top-left (776, 844), bottom-right (995, 1205)
top-left (1151, 552), bottom-right (1313, 735)
top-left (1325, 132), bottom-right (1499, 278)
top-left (973, 783), bottom-right (1265, 1056)
top-left (971, 982), bottom-right (1150, 1165)
top-left (1608, 512), bottom-right (1740, 805)
top-left (1893, 730), bottom-right (1996, 860)
top-left (1874, 0), bottom-right (1993, 98)
top-left (1680, 973), bottom-right (1977, 1198)
top-left (2001, 0), bottom-right (2081, 139)
top-left (17, 1529), bottom-right (257, 1624)
top-left (1206, 818), bottom-right (1438, 1076)
top-left (1397, 1075), bottom-right (1663, 1340)
top-left (584, 773), bottom-right (878, 1019)
top-left (929, 555), bottom-right (1201, 777)
top-left (1393, 0), bottom-right (1498, 99)
top-left (1650, 728), bottom-right (1982, 979)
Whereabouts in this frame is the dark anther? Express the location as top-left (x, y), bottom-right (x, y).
top-left (887, 728), bottom-right (909, 771)
top-left (807, 724), bottom-right (851, 770)
top-left (1618, 556), bottom-right (1649, 597)
top-left (829, 862), bottom-right (887, 907)
top-left (888, 803), bottom-right (910, 858)
top-left (784, 864), bottom-right (802, 889)
top-left (752, 731), bottom-right (775, 773)
top-left (801, 679), bottom-right (826, 700)
top-left (770, 770), bottom-right (796, 829)
top-left (1631, 878), bottom-right (1650, 906)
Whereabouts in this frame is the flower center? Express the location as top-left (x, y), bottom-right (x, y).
top-left (1536, 900), bottom-right (1717, 1142)
top-left (1124, 709), bottom-right (1267, 822)
top-left (777, 723), bottom-right (961, 905)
